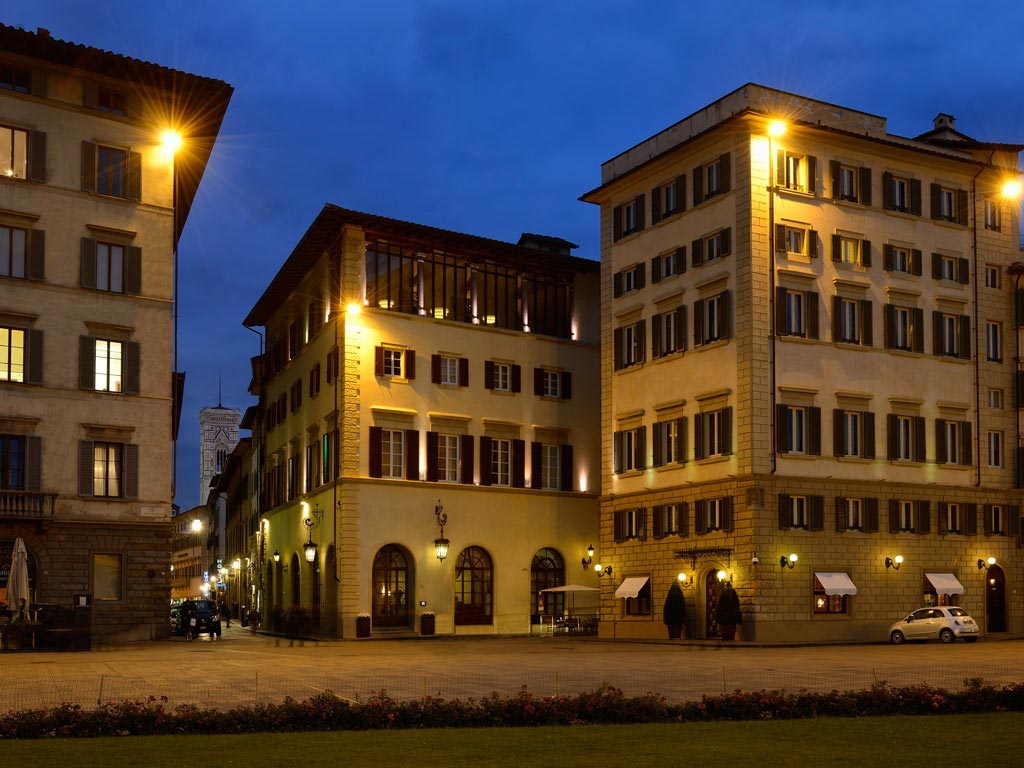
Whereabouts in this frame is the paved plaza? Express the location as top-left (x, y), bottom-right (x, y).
top-left (1, 627), bottom-right (1023, 712)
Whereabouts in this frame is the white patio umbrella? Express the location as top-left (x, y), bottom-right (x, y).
top-left (540, 584), bottom-right (599, 617)
top-left (7, 538), bottom-right (30, 623)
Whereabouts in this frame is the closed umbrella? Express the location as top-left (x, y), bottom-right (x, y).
top-left (8, 538), bottom-right (30, 623)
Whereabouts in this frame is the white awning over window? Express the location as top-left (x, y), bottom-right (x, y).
top-left (615, 576), bottom-right (650, 599)
top-left (814, 572), bottom-right (858, 596)
top-left (925, 572), bottom-right (965, 595)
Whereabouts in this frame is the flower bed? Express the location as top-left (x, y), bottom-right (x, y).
top-left (1, 680), bottom-right (1022, 738)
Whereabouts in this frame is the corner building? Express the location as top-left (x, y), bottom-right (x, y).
top-left (582, 84), bottom-right (1023, 642)
top-left (245, 206), bottom-right (600, 637)
top-left (0, 26), bottom-right (231, 639)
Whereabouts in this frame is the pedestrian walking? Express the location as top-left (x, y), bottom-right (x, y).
top-left (183, 601), bottom-right (197, 642)
top-left (220, 601), bottom-right (231, 628)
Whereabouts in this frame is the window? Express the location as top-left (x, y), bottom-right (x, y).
top-left (988, 431), bottom-right (1003, 468)
top-left (933, 312), bottom-right (969, 359)
top-left (653, 417), bottom-right (686, 466)
top-left (613, 263), bottom-right (645, 297)
top-left (309, 363), bottom-right (321, 398)
top-left (321, 431), bottom-right (337, 485)
top-left (651, 176), bottom-right (685, 223)
top-left (0, 65), bottom-right (29, 93)
top-left (985, 265), bottom-right (1001, 288)
top-left (985, 504), bottom-right (1007, 535)
top-left (695, 407), bottom-right (732, 459)
top-left (541, 369), bottom-right (561, 398)
top-left (888, 414), bottom-right (925, 462)
top-left (612, 195), bottom-right (645, 241)
top-left (693, 154), bottom-right (730, 202)
top-left (945, 502), bottom-right (962, 534)
top-left (82, 141), bottom-right (140, 201)
top-left (613, 507), bottom-right (646, 542)
top-left (0, 326), bottom-right (24, 382)
top-left (692, 229), bottom-right (732, 266)
top-left (0, 435), bottom-right (25, 490)
top-left (97, 145), bottom-right (127, 198)
top-left (431, 354), bottom-right (468, 387)
top-left (936, 418), bottom-right (971, 466)
top-left (454, 546), bottom-right (493, 625)
top-left (832, 235), bottom-right (871, 267)
top-left (613, 320), bottom-right (645, 370)
top-left (776, 225), bottom-right (818, 257)
top-left (92, 442), bottom-right (124, 497)
top-left (491, 438), bottom-right (511, 486)
top-left (539, 444), bottom-right (560, 490)
top-left (790, 495), bottom-right (807, 528)
top-left (834, 409), bottom-right (875, 459)
top-left (375, 346), bottom-right (415, 379)
top-left (883, 245), bottom-right (920, 275)
top-left (930, 184), bottom-right (968, 225)
top-left (287, 455), bottom-right (298, 500)
top-left (694, 497), bottom-right (733, 534)
top-left (0, 225), bottom-right (26, 279)
top-left (0, 124), bottom-right (27, 179)
top-left (624, 579), bottom-right (652, 616)
top-left (437, 434), bottom-right (461, 482)
top-left (884, 305), bottom-right (923, 353)
top-left (984, 200), bottom-right (1000, 231)
top-left (813, 576), bottom-right (848, 614)
top-left (883, 172), bottom-right (921, 215)
top-left (97, 87), bottom-right (126, 115)
top-left (381, 429), bottom-right (405, 479)
top-left (694, 291), bottom-right (731, 346)
top-left (832, 297), bottom-right (872, 346)
top-left (897, 500), bottom-right (915, 532)
top-left (652, 307), bottom-right (685, 358)
top-left (777, 405), bottom-right (820, 456)
top-left (845, 498), bottom-right (863, 530)
top-left (932, 253), bottom-right (969, 285)
top-left (777, 288), bottom-right (818, 338)
top-left (651, 247), bottom-right (686, 283)
top-left (439, 355), bottom-right (458, 385)
top-left (494, 362), bottom-right (511, 391)
top-left (831, 162), bottom-right (871, 205)
top-left (92, 554), bottom-right (123, 601)
top-left (653, 503), bottom-right (685, 538)
top-left (778, 150), bottom-right (816, 193)
top-left (94, 340), bottom-right (123, 392)
top-left (986, 322), bottom-right (1002, 362)
top-left (988, 389), bottom-right (1003, 410)
top-left (613, 427), bottom-right (645, 474)
top-left (484, 360), bottom-right (520, 391)
top-left (304, 443), bottom-right (318, 492)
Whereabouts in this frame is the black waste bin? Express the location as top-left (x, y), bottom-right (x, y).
top-left (356, 615), bottom-right (371, 638)
top-left (420, 613), bottom-right (435, 636)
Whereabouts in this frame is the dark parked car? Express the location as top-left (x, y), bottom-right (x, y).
top-left (171, 599), bottom-right (222, 637)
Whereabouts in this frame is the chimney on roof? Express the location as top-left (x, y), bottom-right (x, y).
top-left (36, 27), bottom-right (51, 38)
top-left (516, 233), bottom-right (578, 255)
top-left (933, 113), bottom-right (956, 131)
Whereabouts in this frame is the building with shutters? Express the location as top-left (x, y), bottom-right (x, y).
top-left (0, 26), bottom-right (231, 640)
top-left (582, 84), bottom-right (1023, 642)
top-left (244, 206), bottom-right (600, 637)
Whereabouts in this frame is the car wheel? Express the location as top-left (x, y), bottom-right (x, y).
top-left (890, 630), bottom-right (905, 645)
top-left (963, 637), bottom-right (978, 644)
top-left (939, 628), bottom-right (955, 644)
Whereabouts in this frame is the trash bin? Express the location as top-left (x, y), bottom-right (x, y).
top-left (356, 614), bottom-right (371, 638)
top-left (420, 612), bottom-right (435, 636)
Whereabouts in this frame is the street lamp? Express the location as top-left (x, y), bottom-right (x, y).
top-left (433, 500), bottom-right (449, 562)
top-left (302, 504), bottom-right (323, 563)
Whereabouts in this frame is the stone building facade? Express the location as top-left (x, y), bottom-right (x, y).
top-left (582, 84), bottom-right (1023, 642)
top-left (199, 405), bottom-right (240, 505)
top-left (244, 206), bottom-right (601, 637)
top-left (0, 26), bottom-right (231, 639)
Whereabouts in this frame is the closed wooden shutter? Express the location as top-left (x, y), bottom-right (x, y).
top-left (637, 507), bottom-right (648, 540)
top-left (833, 410), bottom-right (845, 457)
top-left (720, 408), bottom-right (732, 454)
top-left (530, 441), bottom-right (542, 489)
top-left (127, 152), bottom-right (142, 201)
top-left (124, 444), bottom-right (139, 499)
top-left (25, 436), bottom-right (41, 492)
top-left (613, 510), bottom-right (625, 542)
top-left (561, 371), bottom-right (572, 399)
top-left (961, 421), bottom-right (972, 464)
top-left (930, 183), bottom-right (942, 219)
top-left (676, 417), bottom-right (687, 463)
top-left (29, 69), bottom-right (47, 97)
top-left (374, 346), bottom-right (384, 375)
top-left (863, 412), bottom-right (876, 458)
top-left (511, 364), bottom-right (521, 393)
top-left (24, 229), bottom-right (44, 281)
top-left (635, 263), bottom-right (646, 289)
top-left (831, 234), bottom-right (842, 262)
top-left (809, 496), bottom-right (824, 531)
top-left (861, 300), bottom-right (873, 346)
top-left (888, 499), bottom-right (900, 532)
top-left (932, 311), bottom-right (944, 356)
top-left (675, 246), bottom-right (687, 274)
top-left (720, 228), bottom-right (731, 256)
top-left (404, 429), bottom-right (419, 480)
top-left (1008, 505), bottom-right (1021, 541)
top-left (634, 194), bottom-right (645, 232)
top-left (368, 427), bottom-right (383, 478)
top-left (79, 440), bottom-right (94, 496)
top-left (79, 336), bottom-right (95, 389)
top-left (459, 357), bottom-right (469, 386)
top-left (912, 249), bottom-right (923, 276)
top-left (123, 340), bottom-right (140, 395)
top-left (460, 435), bottom-right (474, 484)
top-left (405, 350), bottom-right (416, 380)
top-left (958, 315), bottom-right (971, 360)
top-left (883, 244), bottom-right (894, 271)
top-left (830, 160), bottom-right (841, 198)
top-left (910, 179), bottom-right (922, 215)
top-left (917, 501), bottom-right (931, 534)
top-left (533, 367), bottom-right (544, 395)
top-left (883, 172), bottom-right (893, 209)
top-left (694, 500), bottom-right (706, 535)
top-left (957, 189), bottom-right (969, 226)
top-left (914, 416), bottom-right (926, 462)
top-left (719, 153), bottom-right (731, 194)
top-left (636, 426), bottom-right (647, 469)
top-left (861, 240), bottom-right (871, 267)
top-left (26, 329), bottom-right (43, 385)
top-left (912, 308), bottom-right (924, 354)
top-left (560, 444), bottom-right (573, 491)
top-left (650, 186), bottom-right (661, 224)
top-left (426, 431), bottom-right (439, 482)
top-left (613, 328), bottom-right (623, 370)
top-left (808, 407), bottom-right (822, 456)
top-left (694, 416), bottom-right (705, 460)
top-left (720, 291), bottom-right (732, 339)
top-left (613, 271), bottom-right (623, 298)
top-left (692, 165), bottom-right (703, 204)
top-left (80, 141), bottom-right (96, 192)
top-left (887, 414), bottom-right (898, 459)
top-left (479, 436), bottom-right (492, 486)
top-left (512, 439), bottom-right (525, 488)
top-left (693, 299), bottom-right (704, 347)
top-left (778, 493), bottom-right (791, 529)
top-left (653, 505), bottom-right (664, 538)
top-left (722, 496), bottom-right (734, 532)
top-left (858, 167), bottom-right (872, 205)
top-left (651, 314), bottom-right (662, 359)
top-left (957, 257), bottom-right (970, 285)
top-left (835, 497), bottom-right (846, 531)
top-left (80, 237), bottom-right (97, 289)
top-left (864, 498), bottom-right (879, 533)
top-left (938, 502), bottom-right (949, 534)
top-left (675, 307), bottom-right (687, 352)
top-left (831, 296), bottom-right (842, 342)
top-left (651, 255), bottom-right (661, 284)
top-left (652, 422), bottom-right (663, 467)
top-left (125, 245), bottom-right (142, 294)
top-left (775, 223), bottom-right (787, 251)
top-left (612, 206), bottom-right (622, 241)
top-left (806, 156), bottom-right (817, 194)
top-left (807, 292), bottom-right (819, 339)
top-left (27, 130), bottom-right (46, 183)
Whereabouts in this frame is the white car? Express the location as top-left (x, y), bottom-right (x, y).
top-left (889, 607), bottom-right (980, 645)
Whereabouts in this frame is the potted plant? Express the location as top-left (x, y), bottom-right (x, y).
top-left (715, 585), bottom-right (742, 641)
top-left (662, 580), bottom-right (687, 639)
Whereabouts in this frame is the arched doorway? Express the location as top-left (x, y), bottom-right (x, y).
top-left (531, 548), bottom-right (564, 624)
top-left (455, 546), bottom-right (493, 625)
top-left (324, 546), bottom-right (338, 633)
top-left (704, 571), bottom-right (720, 639)
top-left (372, 544), bottom-right (412, 628)
top-left (986, 564), bottom-right (1007, 632)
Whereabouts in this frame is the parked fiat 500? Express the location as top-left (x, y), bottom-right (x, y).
top-left (889, 607), bottom-right (979, 645)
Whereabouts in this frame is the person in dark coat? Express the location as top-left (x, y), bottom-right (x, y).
top-left (182, 601), bottom-right (197, 642)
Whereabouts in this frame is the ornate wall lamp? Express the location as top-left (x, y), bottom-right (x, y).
top-left (978, 557), bottom-right (996, 570)
top-left (594, 563), bottom-right (614, 578)
top-left (302, 503), bottom-right (324, 563)
top-left (433, 500), bottom-right (449, 562)
top-left (581, 544), bottom-right (594, 571)
top-left (677, 572), bottom-right (691, 588)
top-left (779, 553), bottom-right (798, 569)
top-left (885, 555), bottom-right (903, 571)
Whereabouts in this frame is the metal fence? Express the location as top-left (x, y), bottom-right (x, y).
top-left (2, 661), bottom-right (1023, 713)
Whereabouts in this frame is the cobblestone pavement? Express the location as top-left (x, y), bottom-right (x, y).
top-left (1, 627), bottom-right (1022, 712)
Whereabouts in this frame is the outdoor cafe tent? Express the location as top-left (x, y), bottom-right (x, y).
top-left (540, 584), bottom-right (598, 616)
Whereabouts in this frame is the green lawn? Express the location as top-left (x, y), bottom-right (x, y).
top-left (5, 713), bottom-right (1017, 767)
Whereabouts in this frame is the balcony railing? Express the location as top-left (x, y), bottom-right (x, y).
top-left (0, 491), bottom-right (58, 519)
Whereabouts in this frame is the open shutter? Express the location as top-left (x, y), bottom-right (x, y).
top-left (26, 329), bottom-right (43, 385)
top-left (807, 292), bottom-right (819, 339)
top-left (675, 307), bottom-right (687, 351)
top-left (125, 245), bottom-right (142, 294)
top-left (512, 439), bottom-right (525, 487)
top-left (830, 160), bottom-right (841, 197)
top-left (835, 497), bottom-right (846, 531)
top-left (637, 321), bottom-right (646, 363)
top-left (1009, 505), bottom-right (1021, 542)
top-left (831, 296), bottom-right (842, 342)
top-left (694, 415), bottom-right (705, 460)
top-left (677, 416), bottom-right (687, 463)
top-left (810, 496), bottom-right (824, 531)
top-left (883, 172), bottom-right (893, 209)
top-left (722, 496), bottom-right (734, 531)
top-left (24, 436), bottom-right (41, 492)
top-left (887, 414), bottom-right (898, 459)
top-left (914, 416), bottom-right (926, 462)
top-left (863, 412), bottom-right (876, 458)
top-left (124, 444), bottom-right (139, 499)
top-left (651, 255), bottom-right (662, 284)
top-left (613, 328), bottom-right (623, 370)
top-left (80, 237), bottom-right (97, 289)
top-left (691, 237), bottom-right (703, 267)
top-left (81, 141), bottom-right (96, 192)
top-left (957, 189), bottom-right (969, 226)
top-left (859, 167), bottom-right (872, 205)
top-left (888, 499), bottom-right (900, 532)
top-left (932, 252), bottom-right (942, 280)
top-left (405, 350), bottom-right (415, 380)
top-left (652, 422), bottom-right (663, 467)
top-left (776, 404), bottom-right (789, 453)
top-left (479, 436), bottom-right (493, 486)
top-left (807, 229), bottom-right (818, 258)
top-left (561, 371), bottom-right (572, 399)
top-left (865, 498), bottom-right (879, 533)
top-left (693, 299), bottom-right (704, 347)
top-left (694, 500), bottom-right (707, 535)
top-left (123, 340), bottom-right (140, 395)
top-left (368, 427), bottom-right (383, 478)
top-left (27, 130), bottom-right (46, 183)
top-left (484, 360), bottom-right (495, 388)
top-left (460, 435), bottom-right (474, 484)
top-left (127, 151), bottom-right (142, 201)
top-left (405, 429), bottom-right (419, 480)
top-left (917, 501), bottom-right (931, 534)
top-left (720, 228), bottom-right (731, 256)
top-left (560, 444), bottom-right (573, 491)
top-left (912, 249), bottom-right (923, 276)
top-left (79, 336), bottom-right (95, 389)
top-left (720, 290), bottom-right (732, 340)
top-left (650, 186), bottom-right (661, 224)
top-left (808, 407), bottom-right (822, 455)
top-left (511, 364), bottom-right (521, 393)
top-left (24, 229), bottom-right (44, 281)
top-left (959, 316), bottom-right (971, 360)
top-left (910, 179), bottom-right (922, 215)
top-left (831, 234), bottom-right (842, 262)
top-left (613, 271), bottom-right (623, 298)
top-left (534, 367), bottom-right (544, 396)
top-left (930, 184), bottom-right (942, 219)
top-left (675, 246), bottom-right (687, 274)
top-left (775, 223), bottom-right (787, 252)
top-left (675, 175), bottom-right (686, 211)
top-left (938, 502), bottom-right (949, 534)
top-left (961, 421), bottom-right (972, 464)
top-left (833, 409), bottom-right (845, 456)
top-left (634, 194), bottom-right (646, 232)
top-left (651, 314), bottom-right (662, 359)
top-left (692, 165), bottom-right (703, 204)
top-left (79, 440), bottom-right (94, 496)
top-left (912, 308), bottom-right (924, 354)
top-left (530, 442), bottom-right (542, 489)
top-left (653, 506), bottom-right (664, 538)
top-left (720, 408), bottom-right (733, 454)
top-left (431, 355), bottom-right (442, 384)
top-left (374, 346), bottom-right (384, 376)
top-left (861, 240), bottom-right (871, 267)
top-left (459, 357), bottom-right (469, 386)
top-left (957, 258), bottom-right (970, 285)
top-left (933, 311), bottom-right (943, 356)
top-left (861, 300), bottom-right (873, 346)
top-left (719, 153), bottom-right (731, 194)
top-left (636, 427), bottom-right (647, 469)
top-left (426, 431), bottom-right (439, 482)
top-left (965, 504), bottom-right (978, 536)
top-left (612, 206), bottom-right (623, 241)
top-left (778, 493), bottom-right (791, 530)
top-left (806, 156), bottom-right (817, 193)
top-left (883, 244), bottom-right (894, 271)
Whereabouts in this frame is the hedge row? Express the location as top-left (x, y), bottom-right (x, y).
top-left (3, 680), bottom-right (1024, 738)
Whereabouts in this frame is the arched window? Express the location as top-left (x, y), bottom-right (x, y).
top-left (216, 447), bottom-right (227, 472)
top-left (454, 546), bottom-right (492, 625)
top-left (372, 544), bottom-right (412, 628)
top-left (531, 548), bottom-right (565, 624)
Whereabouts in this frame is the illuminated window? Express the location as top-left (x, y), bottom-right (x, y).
top-left (93, 442), bottom-right (123, 497)
top-left (439, 356), bottom-right (459, 385)
top-left (96, 145), bottom-right (127, 198)
top-left (845, 498), bottom-right (863, 530)
top-left (437, 434), bottom-right (461, 482)
top-left (613, 508), bottom-right (646, 541)
top-left (0, 124), bottom-right (27, 179)
top-left (381, 429), bottom-right (405, 479)
top-left (0, 327), bottom-right (24, 382)
top-left (813, 577), bottom-right (848, 614)
top-left (490, 438), bottom-right (511, 486)
top-left (94, 340), bottom-right (123, 392)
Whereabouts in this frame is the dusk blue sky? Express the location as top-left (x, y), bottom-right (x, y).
top-left (8, 1), bottom-right (1024, 509)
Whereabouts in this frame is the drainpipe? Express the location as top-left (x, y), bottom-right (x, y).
top-left (768, 130), bottom-right (778, 475)
top-left (972, 174), bottom-right (983, 487)
top-left (1008, 262), bottom-right (1024, 489)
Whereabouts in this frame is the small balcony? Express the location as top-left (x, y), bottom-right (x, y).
top-left (0, 491), bottom-right (58, 519)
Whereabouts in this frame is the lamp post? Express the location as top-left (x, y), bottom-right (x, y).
top-left (433, 501), bottom-right (449, 562)
top-left (302, 504), bottom-right (324, 563)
